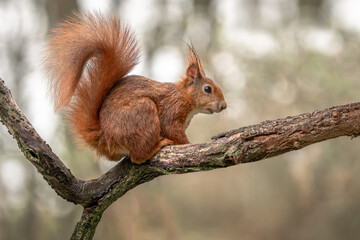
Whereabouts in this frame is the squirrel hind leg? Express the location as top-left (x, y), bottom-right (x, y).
top-left (101, 97), bottom-right (165, 164)
top-left (130, 138), bottom-right (174, 164)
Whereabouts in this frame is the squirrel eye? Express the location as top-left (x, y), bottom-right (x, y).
top-left (204, 86), bottom-right (212, 94)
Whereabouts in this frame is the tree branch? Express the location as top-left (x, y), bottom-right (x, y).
top-left (1, 76), bottom-right (360, 239)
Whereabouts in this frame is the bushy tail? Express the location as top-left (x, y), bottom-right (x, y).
top-left (44, 12), bottom-right (140, 149)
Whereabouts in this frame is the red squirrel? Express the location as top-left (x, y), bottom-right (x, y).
top-left (44, 12), bottom-right (227, 164)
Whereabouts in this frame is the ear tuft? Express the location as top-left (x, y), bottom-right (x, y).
top-left (185, 42), bottom-right (205, 77)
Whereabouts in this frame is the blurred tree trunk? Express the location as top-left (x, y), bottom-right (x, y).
top-left (44, 0), bottom-right (79, 29)
top-left (298, 0), bottom-right (327, 23)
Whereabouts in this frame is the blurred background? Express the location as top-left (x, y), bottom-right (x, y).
top-left (1, 0), bottom-right (360, 239)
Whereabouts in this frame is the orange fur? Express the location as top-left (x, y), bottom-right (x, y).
top-left (44, 12), bottom-right (226, 164)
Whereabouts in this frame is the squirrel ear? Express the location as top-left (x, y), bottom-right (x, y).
top-left (186, 63), bottom-right (200, 81)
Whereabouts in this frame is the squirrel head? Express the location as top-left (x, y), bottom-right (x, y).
top-left (177, 44), bottom-right (227, 114)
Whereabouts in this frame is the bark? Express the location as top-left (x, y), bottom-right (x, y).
top-left (1, 77), bottom-right (360, 239)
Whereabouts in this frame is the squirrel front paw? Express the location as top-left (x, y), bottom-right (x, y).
top-left (159, 138), bottom-right (174, 148)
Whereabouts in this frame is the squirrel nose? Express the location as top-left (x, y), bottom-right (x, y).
top-left (220, 102), bottom-right (227, 111)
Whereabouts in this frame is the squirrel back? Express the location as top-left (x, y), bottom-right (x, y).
top-left (44, 13), bottom-right (140, 151)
